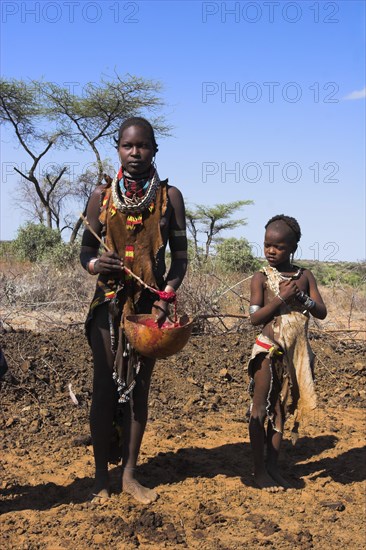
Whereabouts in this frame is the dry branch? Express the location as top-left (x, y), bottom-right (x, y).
top-left (197, 313), bottom-right (249, 319)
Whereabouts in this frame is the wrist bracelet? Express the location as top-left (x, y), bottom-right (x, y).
top-left (158, 286), bottom-right (176, 303)
top-left (87, 258), bottom-right (99, 275)
top-left (304, 297), bottom-right (315, 310)
top-left (249, 305), bottom-right (262, 315)
top-left (297, 291), bottom-right (315, 310)
top-left (164, 284), bottom-right (175, 293)
top-left (277, 294), bottom-right (287, 305)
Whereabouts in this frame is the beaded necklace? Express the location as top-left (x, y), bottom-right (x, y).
top-left (263, 264), bottom-right (302, 296)
top-left (111, 166), bottom-right (160, 214)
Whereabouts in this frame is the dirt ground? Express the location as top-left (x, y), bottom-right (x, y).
top-left (0, 324), bottom-right (365, 549)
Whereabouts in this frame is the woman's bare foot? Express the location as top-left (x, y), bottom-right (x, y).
top-left (254, 471), bottom-right (284, 492)
top-left (267, 467), bottom-right (293, 489)
top-left (91, 470), bottom-right (110, 501)
top-left (123, 479), bottom-right (158, 504)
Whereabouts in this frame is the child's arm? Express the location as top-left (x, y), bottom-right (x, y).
top-left (304, 270), bottom-right (327, 320)
top-left (249, 272), bottom-right (298, 326)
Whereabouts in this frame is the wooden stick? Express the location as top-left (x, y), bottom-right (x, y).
top-left (80, 213), bottom-right (111, 252)
top-left (197, 313), bottom-right (249, 319)
top-left (310, 328), bottom-right (366, 334)
top-left (80, 213), bottom-right (160, 295)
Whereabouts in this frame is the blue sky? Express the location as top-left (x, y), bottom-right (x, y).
top-left (1, 0), bottom-right (365, 261)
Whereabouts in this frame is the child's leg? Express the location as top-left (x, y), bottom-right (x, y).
top-left (266, 401), bottom-right (292, 488)
top-left (249, 355), bottom-right (283, 491)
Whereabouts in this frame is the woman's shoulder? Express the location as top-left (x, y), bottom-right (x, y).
top-left (165, 181), bottom-right (181, 193)
top-left (90, 183), bottom-right (109, 199)
top-left (166, 183), bottom-right (184, 204)
top-left (87, 184), bottom-right (111, 216)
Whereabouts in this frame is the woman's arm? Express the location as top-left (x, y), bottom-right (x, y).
top-left (165, 186), bottom-right (188, 290)
top-left (152, 186), bottom-right (188, 323)
top-left (79, 186), bottom-right (124, 275)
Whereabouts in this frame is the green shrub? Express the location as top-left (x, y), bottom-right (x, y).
top-left (42, 241), bottom-right (80, 269)
top-left (215, 237), bottom-right (260, 273)
top-left (299, 261), bottom-right (366, 289)
top-left (0, 240), bottom-right (15, 261)
top-left (12, 223), bottom-right (61, 262)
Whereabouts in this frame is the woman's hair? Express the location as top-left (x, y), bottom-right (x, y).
top-left (265, 214), bottom-right (302, 243)
top-left (115, 117), bottom-right (158, 153)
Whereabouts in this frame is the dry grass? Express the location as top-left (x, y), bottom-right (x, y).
top-left (0, 259), bottom-right (94, 331)
top-left (0, 260), bottom-right (364, 338)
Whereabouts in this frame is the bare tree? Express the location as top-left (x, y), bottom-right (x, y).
top-left (15, 171), bottom-right (69, 229)
top-left (0, 79), bottom-right (68, 229)
top-left (68, 161), bottom-right (115, 242)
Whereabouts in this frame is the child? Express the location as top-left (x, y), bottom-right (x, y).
top-left (248, 214), bottom-right (327, 491)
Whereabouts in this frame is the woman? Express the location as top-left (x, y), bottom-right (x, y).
top-left (80, 117), bottom-right (188, 504)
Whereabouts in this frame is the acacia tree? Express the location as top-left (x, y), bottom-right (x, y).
top-left (43, 75), bottom-right (169, 240)
top-left (186, 200), bottom-right (253, 265)
top-left (44, 75), bottom-right (168, 184)
top-left (0, 75), bottom-right (168, 241)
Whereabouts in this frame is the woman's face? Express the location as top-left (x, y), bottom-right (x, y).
top-left (118, 125), bottom-right (155, 176)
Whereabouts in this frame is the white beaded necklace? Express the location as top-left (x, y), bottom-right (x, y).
top-left (263, 265), bottom-right (302, 295)
top-left (111, 168), bottom-right (161, 214)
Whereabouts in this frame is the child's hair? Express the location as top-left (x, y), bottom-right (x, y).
top-left (265, 214), bottom-right (301, 243)
top-left (115, 117), bottom-right (158, 153)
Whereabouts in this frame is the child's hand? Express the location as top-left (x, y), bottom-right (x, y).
top-left (279, 280), bottom-right (298, 302)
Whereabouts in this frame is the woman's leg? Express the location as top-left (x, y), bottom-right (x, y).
top-left (122, 356), bottom-right (158, 504)
top-left (249, 355), bottom-right (283, 492)
top-left (89, 304), bottom-right (118, 497)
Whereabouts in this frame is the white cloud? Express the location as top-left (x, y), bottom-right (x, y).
top-left (343, 87), bottom-right (366, 100)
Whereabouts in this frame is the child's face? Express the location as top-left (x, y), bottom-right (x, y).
top-left (118, 125), bottom-right (155, 176)
top-left (264, 225), bottom-right (297, 267)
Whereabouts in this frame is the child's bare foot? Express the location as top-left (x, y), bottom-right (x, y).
top-left (123, 479), bottom-right (158, 504)
top-left (267, 467), bottom-right (293, 489)
top-left (254, 471), bottom-right (284, 492)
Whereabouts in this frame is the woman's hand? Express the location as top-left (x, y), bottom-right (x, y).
top-left (152, 299), bottom-right (169, 327)
top-left (278, 279), bottom-right (299, 302)
top-left (95, 251), bottom-right (124, 275)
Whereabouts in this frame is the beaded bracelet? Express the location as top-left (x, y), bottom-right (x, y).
top-left (297, 291), bottom-right (316, 310)
top-left (158, 285), bottom-right (176, 303)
